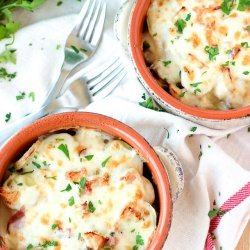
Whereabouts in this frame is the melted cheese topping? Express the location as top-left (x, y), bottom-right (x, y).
top-left (0, 129), bottom-right (156, 250)
top-left (146, 0), bottom-right (250, 110)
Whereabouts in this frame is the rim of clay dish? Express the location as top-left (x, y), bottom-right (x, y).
top-left (129, 0), bottom-right (250, 120)
top-left (0, 112), bottom-right (172, 250)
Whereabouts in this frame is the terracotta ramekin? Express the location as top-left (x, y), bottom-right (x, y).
top-left (0, 112), bottom-right (172, 250)
top-left (129, 0), bottom-right (250, 129)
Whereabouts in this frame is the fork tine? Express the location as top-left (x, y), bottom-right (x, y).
top-left (91, 70), bottom-right (127, 101)
top-left (84, 0), bottom-right (104, 42)
top-left (74, 0), bottom-right (91, 32)
top-left (78, 0), bottom-right (96, 38)
top-left (83, 57), bottom-right (120, 82)
top-left (87, 59), bottom-right (122, 89)
top-left (90, 2), bottom-right (106, 46)
top-left (89, 65), bottom-right (125, 95)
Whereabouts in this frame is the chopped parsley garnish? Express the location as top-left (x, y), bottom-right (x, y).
top-left (57, 1), bottom-right (63, 6)
top-left (221, 0), bottom-right (236, 15)
top-left (175, 19), bottom-right (186, 34)
top-left (190, 82), bottom-right (202, 88)
top-left (51, 224), bottom-right (58, 230)
top-left (205, 46), bottom-right (219, 61)
top-left (237, 0), bottom-right (250, 11)
top-left (68, 196), bottom-right (75, 206)
top-left (56, 44), bottom-right (61, 50)
top-left (98, 200), bottom-right (102, 205)
top-left (71, 45), bottom-right (80, 54)
top-left (101, 156), bottom-right (112, 167)
top-left (88, 201), bottom-right (96, 213)
top-left (208, 208), bottom-right (227, 218)
top-left (139, 95), bottom-right (163, 111)
top-left (61, 184), bottom-right (72, 192)
top-left (241, 42), bottom-right (249, 48)
top-left (58, 144), bottom-right (70, 159)
top-left (0, 67), bottom-right (16, 80)
top-left (79, 177), bottom-right (86, 189)
top-left (179, 91), bottom-right (186, 98)
top-left (29, 92), bottom-right (35, 102)
top-left (0, 48), bottom-right (16, 64)
top-left (78, 232), bottom-right (81, 240)
top-left (38, 241), bottom-right (58, 248)
top-left (85, 155), bottom-right (94, 161)
top-left (131, 228), bottom-right (135, 233)
top-left (185, 13), bottom-right (191, 21)
top-left (162, 60), bottom-right (171, 67)
top-left (190, 127), bottom-right (197, 132)
top-left (20, 170), bottom-right (34, 175)
top-left (16, 91), bottom-right (26, 100)
top-left (45, 176), bottom-right (57, 180)
top-left (243, 71), bottom-right (249, 75)
top-left (221, 61), bottom-right (236, 67)
top-left (26, 244), bottom-right (33, 249)
top-left (226, 49), bottom-right (232, 54)
top-left (132, 246), bottom-right (139, 250)
top-left (136, 234), bottom-right (144, 245)
top-left (32, 161), bottom-right (41, 169)
top-left (5, 112), bottom-right (11, 122)
top-left (153, 32), bottom-right (157, 37)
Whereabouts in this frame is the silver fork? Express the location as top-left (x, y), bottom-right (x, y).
top-left (0, 58), bottom-right (126, 145)
top-left (43, 0), bottom-right (107, 107)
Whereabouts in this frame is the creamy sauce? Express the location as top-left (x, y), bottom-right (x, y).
top-left (146, 0), bottom-right (250, 110)
top-left (0, 128), bottom-right (156, 250)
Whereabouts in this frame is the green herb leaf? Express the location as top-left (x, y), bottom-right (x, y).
top-left (221, 0), bottom-right (236, 15)
top-left (58, 144), bottom-right (70, 160)
top-left (88, 201), bottom-right (96, 213)
top-left (0, 67), bottom-right (16, 80)
top-left (26, 244), bottom-right (33, 249)
top-left (32, 161), bottom-right (41, 169)
top-left (29, 92), bottom-right (35, 102)
top-left (237, 0), bottom-right (250, 11)
top-left (243, 71), bottom-right (249, 75)
top-left (51, 224), bottom-right (58, 230)
top-left (204, 45), bottom-right (219, 61)
top-left (85, 155), bottom-right (94, 161)
top-left (162, 60), bottom-right (171, 67)
top-left (61, 184), bottom-right (72, 192)
top-left (79, 177), bottom-right (86, 189)
top-left (16, 91), bottom-right (26, 100)
top-left (190, 127), bottom-right (197, 132)
top-left (38, 241), bottom-right (58, 248)
top-left (68, 196), bottom-right (75, 206)
top-left (101, 156), bottom-right (112, 167)
top-left (241, 42), bottom-right (249, 48)
top-left (5, 112), bottom-right (11, 122)
top-left (175, 19), bottom-right (186, 34)
top-left (190, 82), bottom-right (202, 88)
top-left (185, 13), bottom-right (191, 21)
top-left (136, 235), bottom-right (144, 246)
top-left (20, 170), bottom-right (34, 175)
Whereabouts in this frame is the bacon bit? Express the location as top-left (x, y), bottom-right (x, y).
top-left (7, 208), bottom-right (25, 233)
top-left (77, 147), bottom-right (87, 156)
top-left (66, 168), bottom-right (86, 182)
top-left (82, 201), bottom-right (88, 216)
top-left (84, 232), bottom-right (109, 249)
top-left (213, 6), bottom-right (221, 10)
top-left (120, 173), bottom-right (136, 183)
top-left (232, 46), bottom-right (241, 59)
top-left (0, 188), bottom-right (19, 206)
